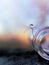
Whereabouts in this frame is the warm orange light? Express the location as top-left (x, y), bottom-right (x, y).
top-left (0, 29), bottom-right (30, 45)
top-left (16, 30), bottom-right (30, 45)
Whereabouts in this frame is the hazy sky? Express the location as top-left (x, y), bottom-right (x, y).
top-left (0, 0), bottom-right (49, 34)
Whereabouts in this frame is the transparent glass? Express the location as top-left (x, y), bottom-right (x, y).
top-left (31, 26), bottom-right (49, 60)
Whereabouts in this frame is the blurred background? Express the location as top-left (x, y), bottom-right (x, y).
top-left (0, 0), bottom-right (49, 65)
top-left (0, 0), bottom-right (49, 34)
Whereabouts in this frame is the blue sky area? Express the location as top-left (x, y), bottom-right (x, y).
top-left (0, 0), bottom-right (49, 34)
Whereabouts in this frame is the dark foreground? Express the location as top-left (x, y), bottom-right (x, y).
top-left (0, 50), bottom-right (49, 65)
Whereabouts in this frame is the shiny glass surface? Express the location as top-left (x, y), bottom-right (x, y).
top-left (31, 26), bottom-right (49, 60)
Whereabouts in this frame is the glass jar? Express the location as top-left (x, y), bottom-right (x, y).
top-left (30, 25), bottom-right (49, 60)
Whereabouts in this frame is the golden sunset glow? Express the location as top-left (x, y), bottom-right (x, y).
top-left (0, 29), bottom-right (30, 45)
top-left (16, 29), bottom-right (30, 45)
